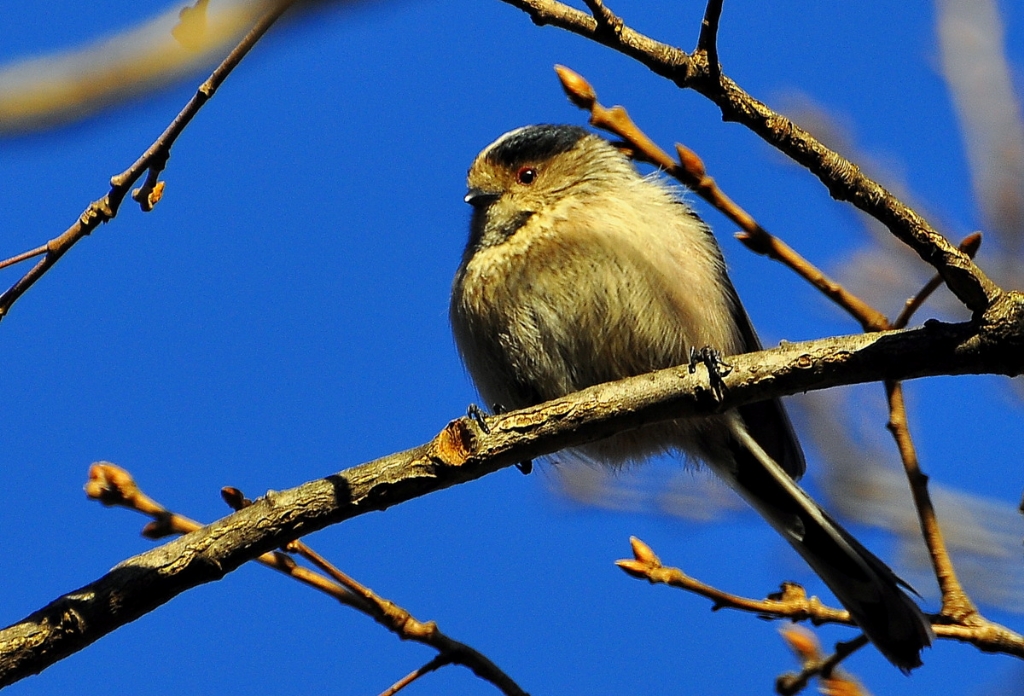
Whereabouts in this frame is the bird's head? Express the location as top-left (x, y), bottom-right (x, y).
top-left (463, 124), bottom-right (635, 251)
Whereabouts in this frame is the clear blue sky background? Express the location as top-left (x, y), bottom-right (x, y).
top-left (2, 1), bottom-right (1023, 694)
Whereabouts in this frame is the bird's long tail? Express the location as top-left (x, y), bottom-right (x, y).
top-left (723, 417), bottom-right (934, 671)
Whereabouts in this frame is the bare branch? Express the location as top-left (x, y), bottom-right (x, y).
top-left (290, 542), bottom-right (528, 696)
top-left (86, 464), bottom-right (369, 610)
top-left (0, 245), bottom-right (47, 272)
top-left (616, 538), bottom-right (1024, 659)
top-left (378, 655), bottom-right (453, 696)
top-left (502, 0), bottom-right (1001, 312)
top-left (555, 65), bottom-right (890, 331)
top-left (617, 537), bottom-right (851, 625)
top-left (219, 495), bottom-right (530, 696)
top-left (776, 627), bottom-right (869, 696)
top-left (3, 316), bottom-right (1024, 685)
top-left (85, 468), bottom-right (529, 696)
top-left (885, 382), bottom-right (979, 621)
top-left (894, 232), bottom-right (983, 329)
top-left (695, 0), bottom-right (724, 83)
top-left (581, 0), bottom-right (623, 38)
top-left (0, 0), bottom-right (296, 320)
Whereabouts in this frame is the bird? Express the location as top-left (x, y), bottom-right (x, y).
top-left (449, 124), bottom-right (934, 670)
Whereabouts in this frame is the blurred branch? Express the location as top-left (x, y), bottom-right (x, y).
top-left (3, 322), bottom-right (1024, 685)
top-left (85, 465), bottom-right (528, 696)
top-left (503, 0), bottom-right (1001, 313)
top-left (937, 0), bottom-right (1024, 259)
top-left (0, 0), bottom-right (286, 134)
top-left (0, 0), bottom-right (296, 321)
top-left (777, 627), bottom-right (869, 696)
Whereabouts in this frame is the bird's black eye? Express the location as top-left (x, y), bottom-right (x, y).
top-left (516, 166), bottom-right (537, 185)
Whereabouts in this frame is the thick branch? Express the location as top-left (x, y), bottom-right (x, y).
top-left (697, 73), bottom-right (1001, 313)
top-left (2, 316), bottom-right (1024, 685)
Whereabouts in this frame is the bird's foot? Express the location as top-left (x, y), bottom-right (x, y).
top-left (467, 403), bottom-right (533, 474)
top-left (466, 403), bottom-right (491, 434)
top-left (688, 346), bottom-right (732, 402)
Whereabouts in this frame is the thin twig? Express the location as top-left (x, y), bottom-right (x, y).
top-left (0, 245), bottom-right (48, 272)
top-left (87, 469), bottom-right (528, 696)
top-left (884, 382), bottom-right (978, 621)
top-left (893, 232), bottom-right (982, 329)
top-left (617, 538), bottom-right (1023, 654)
top-left (505, 0), bottom-right (1001, 313)
top-left (554, 65), bottom-right (890, 331)
top-left (0, 0), bottom-right (295, 320)
top-left (378, 654), bottom-right (453, 696)
top-left (581, 0), bottom-right (623, 38)
top-left (776, 626), bottom-right (869, 696)
top-left (118, 0), bottom-right (297, 206)
top-left (888, 233), bottom-right (983, 621)
top-left (288, 540), bottom-right (527, 695)
top-left (617, 538), bottom-right (852, 624)
top-left (695, 0), bottom-right (724, 83)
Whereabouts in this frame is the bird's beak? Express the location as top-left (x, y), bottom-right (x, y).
top-left (464, 188), bottom-right (500, 208)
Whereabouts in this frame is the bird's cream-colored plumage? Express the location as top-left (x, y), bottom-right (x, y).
top-left (450, 125), bottom-right (932, 669)
top-left (455, 152), bottom-right (738, 464)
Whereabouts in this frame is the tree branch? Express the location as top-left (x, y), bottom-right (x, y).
top-left (885, 382), bottom-right (978, 621)
top-left (617, 538), bottom-right (1024, 660)
top-left (83, 468), bottom-right (528, 695)
top-left (2, 318), bottom-right (1024, 685)
top-left (500, 0), bottom-right (1001, 313)
top-left (694, 0), bottom-right (724, 83)
top-left (0, 0), bottom-right (296, 320)
top-left (554, 65), bottom-right (891, 332)
top-left (776, 627), bottom-right (869, 696)
top-left (379, 655), bottom-right (453, 696)
top-left (617, 538), bottom-right (850, 624)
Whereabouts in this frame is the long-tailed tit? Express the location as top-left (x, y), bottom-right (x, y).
top-left (450, 125), bottom-right (933, 669)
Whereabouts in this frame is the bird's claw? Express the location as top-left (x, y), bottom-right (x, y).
top-left (688, 346), bottom-right (732, 402)
top-left (468, 403), bottom-right (532, 473)
top-left (466, 403), bottom-right (491, 434)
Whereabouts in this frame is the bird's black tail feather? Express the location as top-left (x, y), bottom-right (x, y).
top-left (725, 418), bottom-right (934, 671)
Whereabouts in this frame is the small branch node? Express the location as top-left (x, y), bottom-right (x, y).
top-left (695, 0), bottom-right (724, 84)
top-left (582, 0), bottom-right (624, 37)
top-left (894, 232), bottom-right (984, 329)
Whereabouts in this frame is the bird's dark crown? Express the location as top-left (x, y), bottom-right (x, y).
top-left (484, 125), bottom-right (589, 169)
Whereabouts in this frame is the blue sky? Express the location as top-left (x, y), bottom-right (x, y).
top-left (2, 1), bottom-right (1023, 694)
